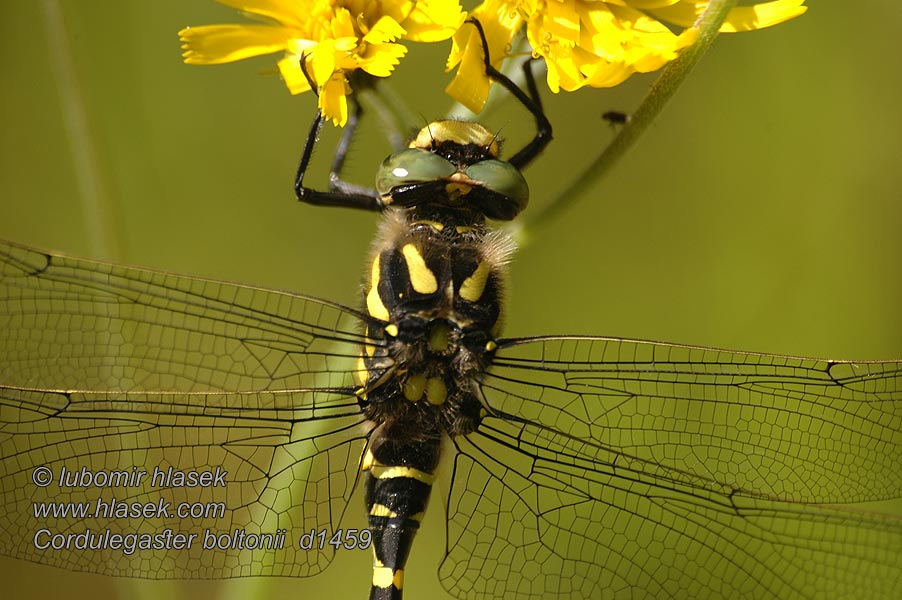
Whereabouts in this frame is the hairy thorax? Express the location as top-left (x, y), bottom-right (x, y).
top-left (357, 208), bottom-right (515, 441)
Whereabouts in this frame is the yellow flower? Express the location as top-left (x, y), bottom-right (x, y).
top-left (447, 0), bottom-right (808, 113)
top-left (179, 0), bottom-right (466, 126)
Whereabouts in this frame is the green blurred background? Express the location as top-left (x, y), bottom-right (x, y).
top-left (1, 1), bottom-right (900, 598)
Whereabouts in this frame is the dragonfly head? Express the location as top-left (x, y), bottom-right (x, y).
top-left (375, 120), bottom-right (529, 222)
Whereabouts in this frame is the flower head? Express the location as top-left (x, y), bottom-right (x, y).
top-left (447, 0), bottom-right (808, 113)
top-left (179, 0), bottom-right (466, 126)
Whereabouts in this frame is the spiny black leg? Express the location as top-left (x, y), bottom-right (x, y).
top-left (329, 96), bottom-right (380, 198)
top-left (509, 57), bottom-right (552, 169)
top-left (294, 56), bottom-right (383, 211)
top-left (467, 18), bottom-right (552, 170)
top-left (521, 55), bottom-right (544, 114)
top-left (294, 108), bottom-right (323, 197)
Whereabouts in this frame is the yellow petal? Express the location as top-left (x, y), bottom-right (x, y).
top-left (578, 5), bottom-right (624, 59)
top-left (179, 24), bottom-right (295, 64)
top-left (721, 0), bottom-right (808, 33)
top-left (310, 38), bottom-right (337, 86)
top-left (648, 0), bottom-right (807, 32)
top-left (402, 0), bottom-right (467, 42)
top-left (320, 73), bottom-right (349, 126)
top-left (542, 43), bottom-right (585, 92)
top-left (644, 1), bottom-right (712, 27)
top-left (624, 0), bottom-right (683, 9)
top-left (213, 0), bottom-right (311, 28)
top-left (445, 21), bottom-right (469, 69)
top-left (445, 28), bottom-right (492, 112)
top-left (542, 0), bottom-right (580, 46)
top-left (334, 36), bottom-right (360, 52)
top-left (331, 7), bottom-right (357, 39)
top-left (357, 43), bottom-right (408, 77)
top-left (382, 0), bottom-right (417, 26)
top-left (445, 6), bottom-right (519, 112)
top-left (364, 16), bottom-right (407, 44)
top-left (582, 61), bottom-right (634, 88)
top-left (447, 0), bottom-right (519, 67)
top-left (277, 54), bottom-right (313, 94)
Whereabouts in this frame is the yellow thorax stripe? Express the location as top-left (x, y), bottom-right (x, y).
top-left (366, 254), bottom-right (390, 321)
top-left (459, 260), bottom-right (491, 302)
top-left (401, 243), bottom-right (438, 294)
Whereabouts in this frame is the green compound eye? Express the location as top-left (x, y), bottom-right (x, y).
top-left (376, 149), bottom-right (456, 196)
top-left (465, 159), bottom-right (529, 213)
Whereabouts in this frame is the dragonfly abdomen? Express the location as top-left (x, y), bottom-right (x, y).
top-left (363, 429), bottom-right (440, 600)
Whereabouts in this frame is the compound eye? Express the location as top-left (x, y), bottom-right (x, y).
top-left (464, 159), bottom-right (529, 215)
top-left (376, 149), bottom-right (456, 196)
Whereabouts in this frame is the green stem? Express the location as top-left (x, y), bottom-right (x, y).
top-left (513, 0), bottom-right (739, 244)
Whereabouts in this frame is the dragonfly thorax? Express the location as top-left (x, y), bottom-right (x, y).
top-left (358, 209), bottom-right (515, 438)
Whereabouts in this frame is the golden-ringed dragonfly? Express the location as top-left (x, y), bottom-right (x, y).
top-left (2, 20), bottom-right (901, 600)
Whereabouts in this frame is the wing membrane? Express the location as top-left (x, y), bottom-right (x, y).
top-left (4, 241), bottom-right (901, 596)
top-left (440, 336), bottom-right (902, 599)
top-left (487, 336), bottom-right (900, 502)
top-left (0, 240), bottom-right (374, 577)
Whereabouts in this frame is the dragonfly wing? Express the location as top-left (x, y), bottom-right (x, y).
top-left (440, 335), bottom-right (902, 599)
top-left (0, 240), bottom-right (374, 577)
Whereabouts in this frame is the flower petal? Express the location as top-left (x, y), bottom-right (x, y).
top-left (542, 0), bottom-right (580, 46)
top-left (648, 0), bottom-right (807, 32)
top-left (363, 16), bottom-right (407, 44)
top-left (721, 0), bottom-right (808, 33)
top-left (213, 0), bottom-right (312, 28)
top-left (179, 24), bottom-right (295, 64)
top-left (445, 27), bottom-right (493, 112)
top-left (182, 0), bottom-right (471, 125)
top-left (277, 53), bottom-right (313, 94)
top-left (402, 0), bottom-right (467, 42)
top-left (624, 0), bottom-right (683, 9)
top-left (445, 1), bottom-right (520, 111)
top-left (310, 38), bottom-right (338, 86)
top-left (357, 43), bottom-right (408, 77)
top-left (319, 73), bottom-right (350, 126)
top-left (519, 0), bottom-right (706, 93)
top-left (330, 7), bottom-right (358, 39)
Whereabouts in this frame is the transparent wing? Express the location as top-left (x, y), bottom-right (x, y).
top-left (0, 239), bottom-right (375, 578)
top-left (6, 239), bottom-right (901, 597)
top-left (442, 336), bottom-right (902, 599)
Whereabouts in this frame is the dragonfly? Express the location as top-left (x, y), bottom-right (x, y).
top-left (2, 21), bottom-right (901, 600)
